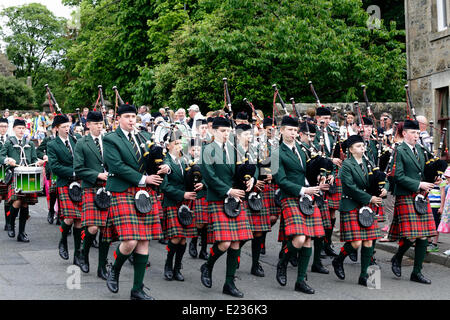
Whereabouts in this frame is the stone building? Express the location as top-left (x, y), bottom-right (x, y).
top-left (0, 53), bottom-right (15, 77)
top-left (405, 0), bottom-right (450, 151)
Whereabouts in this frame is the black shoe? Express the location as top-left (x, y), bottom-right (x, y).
top-left (251, 262), bottom-right (265, 277)
top-left (17, 232), bottom-right (30, 243)
top-left (289, 253), bottom-right (298, 267)
top-left (164, 263), bottom-right (173, 281)
top-left (198, 249), bottom-right (208, 260)
top-left (7, 224), bottom-right (15, 238)
top-left (311, 263), bottom-right (329, 274)
top-left (349, 250), bottom-right (358, 262)
top-left (276, 260), bottom-right (288, 286)
top-left (200, 263), bottom-right (212, 288)
top-left (391, 255), bottom-right (402, 278)
top-left (159, 239), bottom-right (168, 245)
top-left (78, 252), bottom-right (90, 273)
top-left (295, 280), bottom-right (315, 294)
top-left (223, 282), bottom-right (244, 298)
top-left (358, 275), bottom-right (369, 287)
top-left (173, 268), bottom-right (184, 281)
top-left (73, 251), bottom-right (84, 270)
top-left (58, 239), bottom-right (69, 260)
top-left (97, 265), bottom-right (108, 280)
top-left (323, 243), bottom-right (338, 257)
top-left (130, 284), bottom-right (155, 300)
top-left (332, 257), bottom-right (345, 280)
top-left (410, 272), bottom-right (431, 284)
top-left (106, 266), bottom-right (120, 293)
top-left (189, 240), bottom-right (198, 258)
top-left (47, 211), bottom-right (54, 224)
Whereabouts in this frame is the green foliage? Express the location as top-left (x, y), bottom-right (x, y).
top-left (0, 75), bottom-right (35, 109)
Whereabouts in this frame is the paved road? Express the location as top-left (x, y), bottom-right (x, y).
top-left (1, 197), bottom-right (449, 300)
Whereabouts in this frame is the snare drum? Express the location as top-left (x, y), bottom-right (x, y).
top-left (13, 166), bottom-right (44, 194)
top-left (0, 165), bottom-right (5, 182)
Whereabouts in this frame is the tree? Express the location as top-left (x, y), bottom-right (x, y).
top-left (0, 75), bottom-right (35, 109)
top-left (0, 3), bottom-right (67, 87)
top-left (140, 0), bottom-right (406, 114)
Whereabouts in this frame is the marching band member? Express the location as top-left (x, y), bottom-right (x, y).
top-left (314, 106), bottom-right (341, 257)
top-left (275, 116), bottom-right (324, 294)
top-left (0, 118), bottom-right (10, 231)
top-left (73, 111), bottom-right (110, 279)
top-left (199, 116), bottom-right (254, 298)
top-left (388, 119), bottom-right (439, 284)
top-left (47, 115), bottom-right (83, 264)
top-left (161, 130), bottom-right (201, 281)
top-left (331, 134), bottom-right (385, 286)
top-left (102, 104), bottom-right (169, 300)
top-left (0, 119), bottom-right (44, 242)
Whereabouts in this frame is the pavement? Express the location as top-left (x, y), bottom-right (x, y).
top-left (1, 197), bottom-right (450, 300)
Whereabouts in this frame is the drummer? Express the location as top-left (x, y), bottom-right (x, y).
top-left (0, 117), bottom-right (11, 231)
top-left (0, 119), bottom-right (44, 242)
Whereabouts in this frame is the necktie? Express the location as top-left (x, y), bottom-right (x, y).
top-left (177, 159), bottom-right (184, 176)
top-left (324, 131), bottom-right (331, 153)
top-left (292, 146), bottom-right (303, 168)
top-left (95, 137), bottom-right (102, 158)
top-left (413, 147), bottom-right (419, 160)
top-left (359, 163), bottom-right (366, 175)
top-left (0, 136), bottom-right (4, 144)
top-left (128, 133), bottom-right (145, 173)
top-left (223, 144), bottom-right (228, 164)
top-left (65, 140), bottom-right (73, 156)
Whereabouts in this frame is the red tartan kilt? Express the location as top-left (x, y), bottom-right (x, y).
top-left (193, 197), bottom-right (209, 225)
top-left (339, 208), bottom-right (381, 242)
top-left (163, 202), bottom-right (197, 239)
top-left (388, 194), bottom-right (437, 241)
top-left (327, 168), bottom-right (342, 210)
top-left (7, 178), bottom-right (38, 205)
top-left (369, 203), bottom-right (385, 222)
top-left (81, 187), bottom-right (108, 227)
top-left (281, 197), bottom-right (325, 238)
top-left (103, 187), bottom-right (162, 242)
top-left (0, 183), bottom-right (8, 200)
top-left (319, 198), bottom-right (332, 229)
top-left (278, 214), bottom-right (287, 242)
top-left (261, 183), bottom-right (281, 217)
top-left (57, 186), bottom-right (82, 219)
top-left (247, 198), bottom-right (271, 233)
top-left (207, 200), bottom-right (253, 244)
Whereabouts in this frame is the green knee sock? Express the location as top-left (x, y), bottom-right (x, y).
top-left (280, 240), bottom-right (298, 265)
top-left (206, 242), bottom-right (226, 268)
top-left (82, 228), bottom-right (96, 257)
top-left (360, 245), bottom-right (374, 277)
top-left (337, 242), bottom-right (356, 262)
top-left (113, 245), bottom-right (132, 272)
top-left (413, 239), bottom-right (428, 275)
top-left (313, 237), bottom-right (324, 265)
top-left (60, 220), bottom-right (71, 240)
top-left (225, 248), bottom-right (240, 284)
top-left (251, 236), bottom-right (263, 267)
top-left (73, 227), bottom-right (82, 256)
top-left (297, 247), bottom-right (312, 282)
top-left (132, 253), bottom-right (149, 291)
top-left (98, 231), bottom-right (109, 269)
top-left (397, 238), bottom-right (413, 258)
top-left (165, 240), bottom-right (178, 267)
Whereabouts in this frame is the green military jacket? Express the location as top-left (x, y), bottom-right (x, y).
top-left (103, 127), bottom-right (152, 193)
top-left (0, 136), bottom-right (38, 166)
top-left (73, 134), bottom-right (106, 188)
top-left (160, 154), bottom-right (187, 207)
top-left (200, 140), bottom-right (236, 202)
top-left (36, 135), bottom-right (56, 172)
top-left (47, 135), bottom-right (77, 187)
top-left (339, 156), bottom-right (373, 212)
top-left (273, 141), bottom-right (307, 200)
top-left (392, 141), bottom-right (425, 196)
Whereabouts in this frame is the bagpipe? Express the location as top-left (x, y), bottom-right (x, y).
top-left (405, 84), bottom-right (448, 215)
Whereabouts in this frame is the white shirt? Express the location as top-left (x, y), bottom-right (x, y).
top-left (90, 133), bottom-right (104, 156)
top-left (119, 127), bottom-right (147, 185)
top-left (169, 153), bottom-right (183, 176)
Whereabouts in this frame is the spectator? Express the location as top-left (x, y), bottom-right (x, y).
top-left (138, 105), bottom-right (151, 126)
top-left (416, 115), bottom-right (432, 151)
top-left (187, 104), bottom-right (200, 128)
top-left (427, 173), bottom-right (447, 252)
top-left (377, 112), bottom-right (393, 136)
top-left (175, 108), bottom-right (187, 125)
top-left (339, 111), bottom-right (358, 138)
top-left (80, 107), bottom-right (89, 127)
top-left (438, 168), bottom-right (450, 256)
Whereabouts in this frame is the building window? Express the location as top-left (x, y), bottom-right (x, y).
top-left (437, 0), bottom-right (449, 31)
top-left (437, 86), bottom-right (449, 159)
